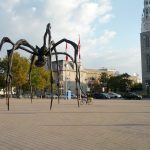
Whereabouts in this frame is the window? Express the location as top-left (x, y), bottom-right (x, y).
top-left (146, 54), bottom-right (150, 72)
top-left (144, 35), bottom-right (150, 48)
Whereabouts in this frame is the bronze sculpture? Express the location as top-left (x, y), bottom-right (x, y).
top-left (0, 23), bottom-right (84, 110)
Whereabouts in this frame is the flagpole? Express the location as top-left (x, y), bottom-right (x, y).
top-left (78, 35), bottom-right (81, 100)
top-left (65, 61), bottom-right (68, 100)
top-left (65, 42), bottom-right (68, 100)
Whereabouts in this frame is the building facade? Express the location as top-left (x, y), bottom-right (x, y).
top-left (141, 0), bottom-right (150, 92)
top-left (51, 60), bottom-right (118, 94)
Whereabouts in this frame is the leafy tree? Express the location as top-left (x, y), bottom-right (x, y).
top-left (99, 72), bottom-right (110, 92)
top-left (108, 76), bottom-right (120, 92)
top-left (0, 53), bottom-right (30, 97)
top-left (0, 74), bottom-right (5, 92)
top-left (100, 72), bottom-right (109, 84)
top-left (0, 57), bottom-right (8, 71)
top-left (11, 53), bottom-right (29, 97)
top-left (0, 58), bottom-right (6, 90)
top-left (91, 79), bottom-right (100, 93)
top-left (119, 73), bottom-right (132, 92)
top-left (22, 66), bottom-right (57, 96)
top-left (108, 73), bottom-right (132, 92)
top-left (0, 53), bottom-right (58, 98)
top-left (131, 83), bottom-right (142, 91)
top-left (31, 66), bottom-right (50, 90)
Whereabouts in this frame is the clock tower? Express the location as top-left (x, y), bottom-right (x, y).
top-left (141, 0), bottom-right (150, 93)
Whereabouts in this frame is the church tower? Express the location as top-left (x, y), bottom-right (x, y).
top-left (141, 0), bottom-right (150, 93)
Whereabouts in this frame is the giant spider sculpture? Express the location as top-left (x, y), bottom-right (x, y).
top-left (0, 23), bottom-right (85, 111)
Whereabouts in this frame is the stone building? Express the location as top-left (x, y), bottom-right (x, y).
top-left (141, 0), bottom-right (150, 93)
top-left (51, 60), bottom-right (118, 94)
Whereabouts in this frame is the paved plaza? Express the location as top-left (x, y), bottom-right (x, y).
top-left (0, 98), bottom-right (150, 150)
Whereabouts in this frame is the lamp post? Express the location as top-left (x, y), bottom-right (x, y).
top-left (145, 83), bottom-right (149, 95)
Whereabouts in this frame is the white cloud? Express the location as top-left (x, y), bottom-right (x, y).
top-left (0, 0), bottom-right (20, 12)
top-left (99, 14), bottom-right (114, 23)
top-left (98, 0), bottom-right (112, 15)
top-left (42, 0), bottom-right (114, 39)
top-left (32, 7), bottom-right (37, 12)
top-left (99, 30), bottom-right (116, 45)
top-left (0, 0), bottom-right (140, 76)
top-left (83, 47), bottom-right (141, 77)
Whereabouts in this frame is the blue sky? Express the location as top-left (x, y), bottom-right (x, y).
top-left (0, 0), bottom-right (144, 78)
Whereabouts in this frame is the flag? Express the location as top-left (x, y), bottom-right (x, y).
top-left (65, 42), bottom-right (68, 61)
top-left (78, 35), bottom-right (81, 60)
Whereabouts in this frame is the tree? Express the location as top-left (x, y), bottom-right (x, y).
top-left (11, 53), bottom-right (29, 97)
top-left (131, 83), bottom-right (142, 91)
top-left (0, 74), bottom-right (5, 93)
top-left (108, 73), bottom-right (132, 92)
top-left (91, 79), bottom-right (100, 93)
top-left (0, 53), bottom-right (30, 97)
top-left (0, 58), bottom-right (7, 90)
top-left (22, 64), bottom-right (57, 97)
top-left (108, 76), bottom-right (120, 92)
top-left (99, 72), bottom-right (110, 92)
top-left (31, 66), bottom-right (50, 90)
top-left (0, 53), bottom-right (58, 98)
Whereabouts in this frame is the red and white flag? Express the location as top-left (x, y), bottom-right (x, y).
top-left (65, 42), bottom-right (68, 61)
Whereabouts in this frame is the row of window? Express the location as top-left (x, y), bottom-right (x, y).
top-left (144, 8), bottom-right (150, 14)
top-left (145, 1), bottom-right (150, 5)
top-left (142, 35), bottom-right (150, 48)
top-left (146, 54), bottom-right (150, 72)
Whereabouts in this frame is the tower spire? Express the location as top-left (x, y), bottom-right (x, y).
top-left (142, 0), bottom-right (150, 32)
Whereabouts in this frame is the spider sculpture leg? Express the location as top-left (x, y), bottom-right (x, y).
top-left (28, 54), bottom-right (36, 103)
top-left (43, 24), bottom-right (54, 110)
top-left (42, 23), bottom-right (58, 110)
top-left (51, 39), bottom-right (80, 107)
top-left (4, 39), bottom-right (37, 110)
top-left (51, 41), bottom-right (60, 104)
top-left (51, 51), bottom-right (80, 107)
top-left (0, 37), bottom-right (14, 50)
top-left (0, 37), bottom-right (36, 55)
top-left (5, 50), bottom-right (14, 110)
top-left (0, 37), bottom-right (15, 109)
top-left (44, 24), bottom-right (80, 109)
top-left (49, 53), bottom-right (54, 110)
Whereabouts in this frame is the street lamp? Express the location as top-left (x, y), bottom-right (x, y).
top-left (145, 83), bottom-right (149, 95)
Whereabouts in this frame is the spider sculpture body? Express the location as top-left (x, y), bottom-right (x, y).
top-left (0, 23), bottom-right (84, 110)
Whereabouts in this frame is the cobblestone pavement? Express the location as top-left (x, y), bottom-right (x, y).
top-left (0, 98), bottom-right (150, 150)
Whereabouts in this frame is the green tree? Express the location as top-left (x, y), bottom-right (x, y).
top-left (108, 73), bottom-right (132, 92)
top-left (31, 66), bottom-right (50, 90)
top-left (99, 72), bottom-right (110, 92)
top-left (0, 58), bottom-right (7, 90)
top-left (108, 76), bottom-right (120, 92)
top-left (131, 83), bottom-right (142, 91)
top-left (91, 79), bottom-right (100, 93)
top-left (11, 53), bottom-right (29, 97)
top-left (91, 72), bottom-right (110, 93)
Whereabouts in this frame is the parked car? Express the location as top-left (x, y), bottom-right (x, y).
top-left (71, 93), bottom-right (77, 99)
top-left (45, 93), bottom-right (58, 99)
top-left (123, 92), bottom-right (142, 100)
top-left (108, 92), bottom-right (122, 99)
top-left (93, 93), bottom-right (110, 99)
